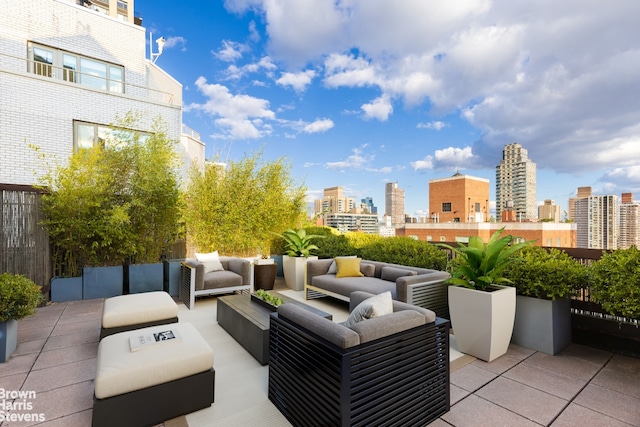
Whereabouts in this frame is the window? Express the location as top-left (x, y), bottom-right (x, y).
top-left (442, 202), bottom-right (452, 212)
top-left (29, 42), bottom-right (124, 93)
top-left (74, 121), bottom-right (149, 151)
top-left (475, 202), bottom-right (481, 212)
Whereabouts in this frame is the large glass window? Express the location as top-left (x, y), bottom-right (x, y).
top-left (74, 121), bottom-right (149, 151)
top-left (29, 42), bottom-right (124, 93)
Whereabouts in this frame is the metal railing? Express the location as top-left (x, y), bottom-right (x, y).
top-left (0, 52), bottom-right (176, 105)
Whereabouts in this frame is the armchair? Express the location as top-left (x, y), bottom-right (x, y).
top-left (268, 291), bottom-right (450, 427)
top-left (179, 257), bottom-right (252, 310)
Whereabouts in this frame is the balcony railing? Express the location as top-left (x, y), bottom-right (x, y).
top-left (0, 52), bottom-right (176, 105)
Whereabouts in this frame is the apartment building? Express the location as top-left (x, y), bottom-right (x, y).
top-left (619, 192), bottom-right (640, 249)
top-left (323, 213), bottom-right (379, 235)
top-left (429, 173), bottom-right (490, 223)
top-left (496, 143), bottom-right (537, 222)
top-left (575, 195), bottom-right (619, 249)
top-left (385, 182), bottom-right (405, 225)
top-left (314, 186), bottom-right (356, 216)
top-left (568, 186), bottom-right (592, 222)
top-left (538, 199), bottom-right (562, 222)
top-left (0, 0), bottom-right (203, 188)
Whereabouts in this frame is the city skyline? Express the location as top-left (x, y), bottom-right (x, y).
top-left (138, 1), bottom-right (640, 217)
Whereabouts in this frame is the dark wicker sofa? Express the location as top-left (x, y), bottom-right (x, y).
top-left (268, 291), bottom-right (450, 427)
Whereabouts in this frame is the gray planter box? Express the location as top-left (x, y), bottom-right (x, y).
top-left (0, 320), bottom-right (17, 363)
top-left (83, 266), bottom-right (123, 300)
top-left (50, 276), bottom-right (83, 302)
top-left (163, 259), bottom-right (183, 297)
top-left (512, 295), bottom-right (571, 355)
top-left (128, 263), bottom-right (163, 294)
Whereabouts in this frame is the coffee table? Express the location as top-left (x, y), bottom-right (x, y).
top-left (217, 293), bottom-right (333, 365)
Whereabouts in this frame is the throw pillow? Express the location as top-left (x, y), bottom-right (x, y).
top-left (380, 266), bottom-right (417, 282)
top-left (195, 251), bottom-right (225, 274)
top-left (344, 291), bottom-right (393, 328)
top-left (327, 255), bottom-right (357, 274)
top-left (360, 262), bottom-right (376, 277)
top-left (335, 257), bottom-right (364, 278)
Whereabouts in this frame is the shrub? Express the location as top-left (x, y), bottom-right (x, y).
top-left (0, 273), bottom-right (43, 322)
top-left (589, 247), bottom-right (640, 318)
top-left (503, 246), bottom-right (587, 300)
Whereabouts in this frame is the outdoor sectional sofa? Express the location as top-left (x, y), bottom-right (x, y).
top-left (269, 291), bottom-right (450, 427)
top-left (305, 258), bottom-right (451, 318)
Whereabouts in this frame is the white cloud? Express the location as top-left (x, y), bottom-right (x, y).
top-left (163, 36), bottom-right (187, 51)
top-left (326, 146), bottom-right (373, 170)
top-left (276, 69), bottom-right (317, 92)
top-left (417, 121), bottom-right (446, 131)
top-left (303, 118), bottom-right (334, 133)
top-left (361, 95), bottom-right (392, 121)
top-left (187, 76), bottom-right (275, 139)
top-left (411, 146), bottom-right (476, 171)
top-left (215, 40), bottom-right (247, 62)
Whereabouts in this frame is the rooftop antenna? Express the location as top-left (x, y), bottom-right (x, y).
top-left (150, 33), bottom-right (165, 63)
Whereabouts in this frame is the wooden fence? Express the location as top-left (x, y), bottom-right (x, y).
top-left (0, 184), bottom-right (51, 292)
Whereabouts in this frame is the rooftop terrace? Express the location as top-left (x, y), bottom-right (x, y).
top-left (1, 279), bottom-right (639, 426)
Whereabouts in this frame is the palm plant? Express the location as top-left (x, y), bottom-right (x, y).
top-left (278, 228), bottom-right (324, 257)
top-left (438, 228), bottom-right (534, 291)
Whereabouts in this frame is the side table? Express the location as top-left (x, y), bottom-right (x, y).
top-left (254, 263), bottom-right (277, 290)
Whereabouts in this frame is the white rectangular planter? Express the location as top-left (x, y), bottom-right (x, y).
top-left (282, 255), bottom-right (317, 291)
top-left (449, 285), bottom-right (516, 362)
top-left (512, 296), bottom-right (571, 355)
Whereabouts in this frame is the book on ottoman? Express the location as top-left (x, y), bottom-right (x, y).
top-left (129, 328), bottom-right (182, 352)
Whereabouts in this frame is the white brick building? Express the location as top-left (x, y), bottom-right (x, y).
top-left (0, 0), bottom-right (203, 187)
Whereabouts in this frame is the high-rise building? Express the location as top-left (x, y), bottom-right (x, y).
top-left (313, 186), bottom-right (356, 216)
top-left (361, 197), bottom-right (377, 215)
top-left (429, 173), bottom-right (490, 223)
top-left (323, 213), bottom-right (379, 234)
top-left (568, 186), bottom-right (592, 221)
top-left (538, 199), bottom-right (562, 222)
top-left (385, 182), bottom-right (405, 225)
top-left (619, 193), bottom-right (640, 249)
top-left (495, 143), bottom-right (537, 222)
top-left (575, 195), bottom-right (619, 249)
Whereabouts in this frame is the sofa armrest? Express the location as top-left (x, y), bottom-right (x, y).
top-left (278, 303), bottom-right (360, 349)
top-left (349, 310), bottom-right (426, 344)
top-left (396, 272), bottom-right (451, 318)
top-left (306, 258), bottom-right (334, 283)
top-left (395, 271), bottom-right (450, 301)
top-left (183, 259), bottom-right (205, 290)
top-left (225, 257), bottom-right (251, 285)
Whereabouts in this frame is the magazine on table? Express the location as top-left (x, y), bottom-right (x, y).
top-left (129, 328), bottom-right (182, 352)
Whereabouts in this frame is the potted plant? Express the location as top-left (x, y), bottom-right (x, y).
top-left (251, 289), bottom-right (284, 311)
top-left (277, 228), bottom-right (324, 291)
top-left (503, 246), bottom-right (587, 354)
top-left (0, 273), bottom-right (43, 362)
top-left (438, 228), bottom-right (533, 362)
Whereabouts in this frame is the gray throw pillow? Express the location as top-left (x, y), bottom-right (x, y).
top-left (380, 266), bottom-right (417, 282)
top-left (344, 291), bottom-right (393, 328)
top-left (360, 263), bottom-right (376, 277)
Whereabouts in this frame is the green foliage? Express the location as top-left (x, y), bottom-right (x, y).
top-left (184, 151), bottom-right (307, 256)
top-left (588, 247), bottom-right (640, 318)
top-left (503, 246), bottom-right (587, 300)
top-left (38, 114), bottom-right (184, 276)
top-left (277, 228), bottom-right (324, 257)
top-left (315, 231), bottom-right (447, 270)
top-left (438, 228), bottom-right (534, 291)
top-left (254, 289), bottom-right (284, 307)
top-left (0, 273), bottom-right (43, 322)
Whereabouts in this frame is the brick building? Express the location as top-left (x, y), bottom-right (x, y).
top-left (429, 173), bottom-right (490, 223)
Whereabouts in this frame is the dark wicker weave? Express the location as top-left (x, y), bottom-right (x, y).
top-left (268, 313), bottom-right (450, 427)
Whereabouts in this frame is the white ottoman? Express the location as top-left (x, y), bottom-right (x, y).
top-left (100, 291), bottom-right (178, 339)
top-left (93, 322), bottom-right (215, 427)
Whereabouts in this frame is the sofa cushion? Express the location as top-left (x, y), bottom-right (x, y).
top-left (336, 257), bottom-right (364, 278)
top-left (327, 256), bottom-right (357, 274)
top-left (203, 270), bottom-right (242, 290)
top-left (349, 310), bottom-right (426, 344)
top-left (344, 291), bottom-right (393, 328)
top-left (312, 275), bottom-right (397, 299)
top-left (278, 304), bottom-right (360, 349)
top-left (195, 251), bottom-right (224, 274)
top-left (360, 262), bottom-right (376, 277)
top-left (381, 266), bottom-right (417, 282)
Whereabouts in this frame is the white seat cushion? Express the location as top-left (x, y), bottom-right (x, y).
top-left (102, 291), bottom-right (178, 328)
top-left (95, 322), bottom-right (214, 399)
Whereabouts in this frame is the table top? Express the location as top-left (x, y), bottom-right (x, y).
top-left (218, 292), bottom-right (333, 329)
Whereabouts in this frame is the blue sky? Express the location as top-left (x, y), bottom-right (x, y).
top-left (137, 0), bottom-right (640, 218)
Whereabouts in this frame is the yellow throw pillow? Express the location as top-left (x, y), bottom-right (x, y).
top-left (335, 257), bottom-right (364, 278)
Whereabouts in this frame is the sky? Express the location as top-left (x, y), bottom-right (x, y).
top-left (137, 0), bottom-right (640, 219)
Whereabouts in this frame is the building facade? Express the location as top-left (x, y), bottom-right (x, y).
top-left (568, 186), bottom-right (592, 222)
top-left (0, 0), bottom-right (203, 188)
top-left (314, 186), bottom-right (356, 216)
top-left (385, 182), bottom-right (405, 225)
top-left (619, 192), bottom-right (640, 249)
top-left (575, 195), bottom-right (619, 249)
top-left (495, 143), bottom-right (537, 222)
top-left (538, 199), bottom-right (562, 222)
top-left (396, 222), bottom-right (576, 248)
top-left (323, 213), bottom-right (379, 234)
top-left (429, 173), bottom-right (490, 223)
top-left (361, 196), bottom-right (377, 215)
